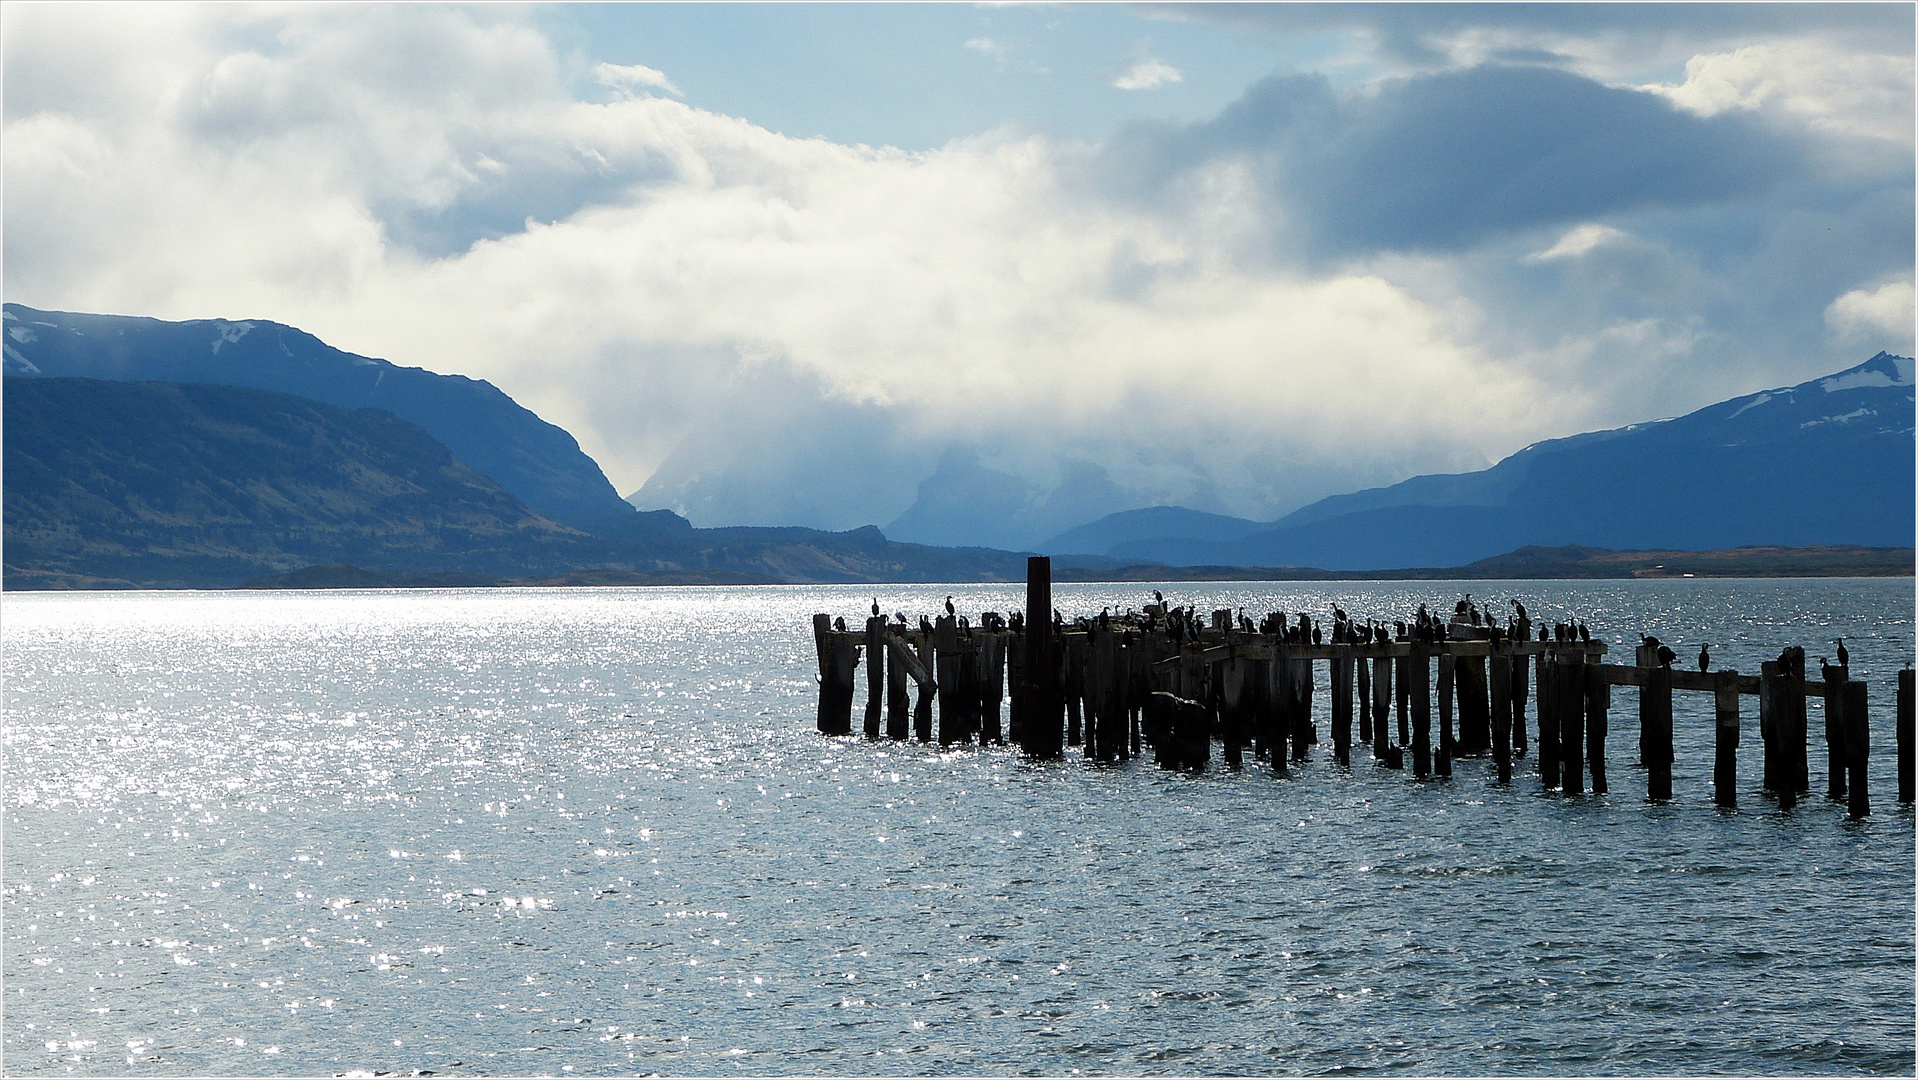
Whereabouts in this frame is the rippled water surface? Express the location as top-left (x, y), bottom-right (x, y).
top-left (5, 580), bottom-right (1913, 1076)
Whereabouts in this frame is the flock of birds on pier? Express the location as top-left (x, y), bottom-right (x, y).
top-left (845, 593), bottom-right (1860, 679)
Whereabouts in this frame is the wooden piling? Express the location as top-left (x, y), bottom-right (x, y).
top-left (1489, 651), bottom-right (1512, 784)
top-left (1331, 647), bottom-right (1353, 767)
top-left (1357, 652), bottom-right (1373, 747)
top-left (1560, 649), bottom-right (1585, 795)
top-left (812, 614), bottom-right (857, 736)
top-left (935, 615), bottom-right (961, 746)
top-left (1298, 653), bottom-right (1317, 751)
top-left (1511, 636), bottom-right (1529, 758)
top-left (1023, 557), bottom-right (1060, 758)
top-left (864, 616), bottom-right (886, 739)
top-left (886, 632), bottom-right (910, 740)
top-left (1899, 669), bottom-right (1914, 805)
top-left (1456, 654), bottom-right (1490, 756)
top-left (1760, 662), bottom-right (1794, 810)
top-left (1006, 629), bottom-right (1026, 743)
top-left (1584, 661), bottom-right (1608, 795)
top-left (1395, 653), bottom-right (1411, 748)
top-left (1822, 664), bottom-right (1847, 801)
top-left (1372, 655), bottom-right (1394, 766)
top-left (1411, 646), bottom-right (1431, 779)
top-left (1437, 652), bottom-right (1455, 778)
top-left (1064, 633), bottom-right (1086, 748)
top-left (1537, 652), bottom-right (1559, 790)
top-left (1642, 662), bottom-right (1673, 801)
top-left (912, 630), bottom-right (934, 743)
top-left (1714, 671), bottom-right (1739, 808)
top-left (1265, 654), bottom-right (1289, 776)
top-left (980, 630), bottom-right (1005, 745)
top-left (1844, 679), bottom-right (1869, 819)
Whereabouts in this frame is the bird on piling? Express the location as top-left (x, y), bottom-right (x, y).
top-left (1835, 638), bottom-right (1849, 669)
top-left (1641, 634), bottom-right (1662, 649)
top-left (1153, 590), bottom-right (1165, 606)
top-left (894, 611), bottom-right (907, 624)
top-left (1657, 645), bottom-right (1677, 667)
top-left (1008, 611), bottom-right (1024, 633)
top-left (920, 615), bottom-right (934, 633)
top-left (1698, 643), bottom-right (1712, 672)
top-left (946, 596), bottom-right (956, 617)
top-left (833, 616), bottom-right (847, 632)
top-left (1312, 624), bottom-right (1323, 646)
top-left (1513, 598), bottom-right (1528, 620)
top-left (1578, 621), bottom-right (1591, 643)
top-left (872, 599), bottom-right (880, 618)
top-left (1539, 625), bottom-right (1549, 642)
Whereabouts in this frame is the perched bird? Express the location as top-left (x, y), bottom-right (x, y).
top-left (1312, 624), bottom-right (1323, 646)
top-left (1641, 634), bottom-right (1662, 649)
top-left (920, 615), bottom-right (934, 633)
top-left (1512, 598), bottom-right (1528, 620)
top-left (946, 595), bottom-right (956, 617)
top-left (833, 616), bottom-right (846, 632)
top-left (894, 611), bottom-right (907, 624)
top-left (872, 599), bottom-right (880, 618)
top-left (1698, 643), bottom-right (1712, 673)
top-left (1835, 637), bottom-right (1849, 669)
top-left (1657, 645), bottom-right (1677, 667)
top-left (1539, 625), bottom-right (1549, 642)
top-left (1578, 622), bottom-right (1591, 643)
top-left (1154, 590), bottom-right (1165, 606)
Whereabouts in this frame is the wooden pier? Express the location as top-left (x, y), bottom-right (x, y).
top-left (811, 558), bottom-right (1912, 817)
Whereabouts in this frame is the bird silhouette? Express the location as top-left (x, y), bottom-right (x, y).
top-left (1657, 645), bottom-right (1677, 667)
top-left (946, 596), bottom-right (956, 617)
top-left (1698, 643), bottom-right (1712, 672)
top-left (871, 599), bottom-right (880, 618)
top-left (1153, 590), bottom-right (1164, 606)
top-left (1835, 637), bottom-right (1849, 669)
top-left (833, 616), bottom-right (846, 632)
top-left (1578, 622), bottom-right (1591, 643)
top-left (1512, 598), bottom-right (1528, 620)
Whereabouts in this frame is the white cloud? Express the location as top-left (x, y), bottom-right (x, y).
top-left (1641, 42), bottom-right (1914, 145)
top-left (1527, 223), bottom-right (1627, 262)
top-left (1113, 56), bottom-right (1183, 91)
top-left (1825, 280), bottom-right (1915, 353)
top-left (593, 61), bottom-right (681, 99)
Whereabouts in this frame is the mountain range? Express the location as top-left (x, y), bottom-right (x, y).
top-left (3, 303), bottom-right (1909, 587)
top-left (1041, 352), bottom-right (1915, 569)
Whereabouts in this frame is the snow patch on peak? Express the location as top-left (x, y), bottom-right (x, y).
top-left (210, 322), bottom-right (254, 355)
top-left (1821, 351), bottom-right (1914, 392)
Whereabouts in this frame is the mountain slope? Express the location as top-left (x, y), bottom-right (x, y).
top-left (1094, 352), bottom-right (1916, 569)
top-left (1042, 505), bottom-right (1265, 555)
top-left (3, 378), bottom-right (594, 587)
top-left (3, 304), bottom-right (637, 531)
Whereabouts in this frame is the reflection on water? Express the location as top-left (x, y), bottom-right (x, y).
top-left (4, 580), bottom-right (1913, 1075)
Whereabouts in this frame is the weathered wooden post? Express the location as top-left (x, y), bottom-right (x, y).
top-left (911, 630), bottom-right (934, 742)
top-left (1785, 656), bottom-right (1809, 797)
top-left (1899, 668), bottom-right (1914, 805)
top-left (1559, 648), bottom-right (1585, 794)
top-left (1760, 662), bottom-right (1794, 810)
top-left (1822, 664), bottom-right (1847, 801)
top-left (1356, 650), bottom-right (1373, 747)
top-left (1511, 634), bottom-right (1530, 758)
top-left (980, 630), bottom-right (1005, 745)
top-left (1410, 645), bottom-right (1431, 779)
top-left (812, 614), bottom-right (858, 736)
top-left (864, 616), bottom-right (886, 738)
top-left (1584, 660), bottom-right (1608, 795)
top-left (1264, 652), bottom-right (1289, 776)
top-left (1064, 632), bottom-right (1087, 748)
top-left (935, 615), bottom-right (961, 746)
top-left (1537, 652), bottom-right (1559, 790)
top-left (1023, 557), bottom-right (1061, 758)
top-left (1394, 652), bottom-right (1411, 748)
top-left (886, 628), bottom-right (910, 740)
top-left (1437, 651), bottom-right (1455, 778)
top-left (1489, 650), bottom-right (1512, 784)
top-left (1297, 652), bottom-right (1317, 752)
top-left (1456, 653), bottom-right (1490, 756)
top-left (1714, 670), bottom-right (1740, 808)
top-left (1006, 628), bottom-right (1026, 743)
top-left (1844, 680), bottom-right (1870, 819)
top-left (1331, 646), bottom-right (1353, 767)
top-left (1371, 655), bottom-right (1394, 764)
top-left (1643, 662), bottom-right (1674, 800)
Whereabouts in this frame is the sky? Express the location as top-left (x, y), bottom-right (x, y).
top-left (6, 2), bottom-right (1913, 540)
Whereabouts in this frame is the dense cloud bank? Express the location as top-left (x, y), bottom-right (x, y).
top-left (5, 5), bottom-right (1911, 537)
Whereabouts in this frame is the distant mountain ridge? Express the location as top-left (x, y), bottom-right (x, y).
top-left (3, 304), bottom-right (638, 531)
top-left (1049, 352), bottom-right (1915, 569)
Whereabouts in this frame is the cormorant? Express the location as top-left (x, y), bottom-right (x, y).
top-left (1153, 590), bottom-right (1165, 606)
top-left (1657, 645), bottom-right (1677, 667)
top-left (872, 599), bottom-right (880, 618)
top-left (920, 615), bottom-right (934, 633)
top-left (1512, 598), bottom-right (1528, 620)
top-left (1641, 634), bottom-right (1661, 649)
top-left (1312, 625), bottom-right (1323, 646)
top-left (1835, 638), bottom-right (1849, 669)
top-left (1578, 622), bottom-right (1591, 643)
top-left (946, 596), bottom-right (956, 617)
top-left (1698, 643), bottom-right (1712, 673)
top-left (833, 616), bottom-right (846, 632)
top-left (1539, 625), bottom-right (1549, 642)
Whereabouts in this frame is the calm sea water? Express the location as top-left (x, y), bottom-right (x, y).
top-left (4, 580), bottom-right (1913, 1077)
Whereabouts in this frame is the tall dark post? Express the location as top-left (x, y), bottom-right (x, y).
top-left (1371, 656), bottom-right (1393, 762)
top-left (1511, 644), bottom-right (1529, 758)
top-left (864, 616), bottom-right (886, 739)
top-left (1899, 668), bottom-right (1914, 805)
top-left (1410, 646), bottom-right (1431, 779)
top-left (1714, 671), bottom-right (1740, 808)
top-left (1761, 662), bottom-right (1794, 810)
top-left (1844, 680), bottom-right (1870, 819)
top-left (935, 615), bottom-right (961, 746)
top-left (1584, 661), bottom-right (1608, 795)
top-left (887, 635), bottom-right (910, 740)
top-left (1356, 654), bottom-right (1373, 747)
top-left (1642, 662), bottom-right (1673, 801)
top-left (1537, 653), bottom-right (1560, 790)
top-left (1023, 557), bottom-right (1061, 758)
top-left (1560, 649), bottom-right (1585, 795)
top-left (1436, 652), bottom-right (1455, 779)
top-left (1331, 647), bottom-right (1353, 767)
top-left (1822, 664), bottom-right (1847, 801)
top-left (1489, 651), bottom-right (1512, 784)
